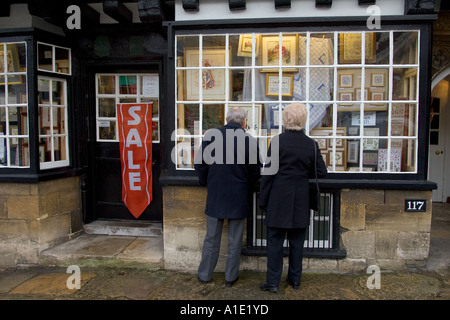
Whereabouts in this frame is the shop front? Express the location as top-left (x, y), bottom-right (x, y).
top-left (160, 0), bottom-right (437, 272)
top-left (0, 0), bottom-right (444, 271)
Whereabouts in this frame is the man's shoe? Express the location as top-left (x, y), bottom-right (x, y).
top-left (198, 276), bottom-right (209, 284)
top-left (286, 278), bottom-right (300, 290)
top-left (259, 283), bottom-right (279, 293)
top-left (225, 278), bottom-right (238, 287)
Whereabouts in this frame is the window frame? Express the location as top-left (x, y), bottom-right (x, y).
top-left (95, 73), bottom-right (161, 144)
top-left (163, 21), bottom-right (433, 184)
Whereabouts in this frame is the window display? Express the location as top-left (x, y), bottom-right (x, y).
top-left (96, 73), bottom-right (160, 143)
top-left (174, 30), bottom-right (420, 173)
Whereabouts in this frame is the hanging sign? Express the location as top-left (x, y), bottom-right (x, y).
top-left (117, 103), bottom-right (153, 218)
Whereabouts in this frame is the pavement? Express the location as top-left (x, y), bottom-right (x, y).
top-left (0, 203), bottom-right (449, 308)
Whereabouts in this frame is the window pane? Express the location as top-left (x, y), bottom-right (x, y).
top-left (98, 75), bottom-right (115, 94)
top-left (176, 138), bottom-right (195, 169)
top-left (393, 32), bottom-right (418, 65)
top-left (38, 79), bottom-right (50, 104)
top-left (177, 104), bottom-right (199, 135)
top-left (52, 80), bottom-right (65, 105)
top-left (309, 68), bottom-right (334, 101)
top-left (38, 43), bottom-right (53, 71)
top-left (7, 43), bottom-right (26, 72)
top-left (309, 33), bottom-right (334, 66)
top-left (393, 68), bottom-right (417, 100)
top-left (119, 75), bottom-right (137, 94)
top-left (55, 47), bottom-right (70, 74)
top-left (99, 121), bottom-right (116, 140)
top-left (371, 32), bottom-right (390, 65)
top-left (230, 69), bottom-right (247, 101)
top-left (391, 103), bottom-right (416, 137)
top-left (230, 34), bottom-right (253, 67)
top-left (203, 104), bottom-right (224, 133)
top-left (98, 98), bottom-right (116, 117)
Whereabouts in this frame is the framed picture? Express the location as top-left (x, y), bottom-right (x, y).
top-left (315, 138), bottom-right (327, 150)
top-left (347, 140), bottom-right (359, 163)
top-left (371, 72), bottom-right (385, 87)
top-left (339, 32), bottom-right (376, 64)
top-left (230, 103), bottom-right (262, 136)
top-left (260, 34), bottom-right (298, 72)
top-left (339, 73), bottom-right (353, 87)
top-left (363, 127), bottom-right (380, 151)
top-left (238, 35), bottom-right (260, 57)
top-left (184, 47), bottom-right (230, 101)
top-left (269, 104), bottom-right (286, 128)
top-left (265, 73), bottom-right (294, 97)
top-left (339, 91), bottom-right (353, 104)
top-left (371, 91), bottom-right (384, 105)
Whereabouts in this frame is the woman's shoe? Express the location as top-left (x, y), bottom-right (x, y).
top-left (259, 283), bottom-right (279, 293)
top-left (286, 278), bottom-right (300, 290)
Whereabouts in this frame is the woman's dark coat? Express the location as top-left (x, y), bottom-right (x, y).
top-left (259, 130), bottom-right (327, 228)
top-left (194, 122), bottom-right (262, 219)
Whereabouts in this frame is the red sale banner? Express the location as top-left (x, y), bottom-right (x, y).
top-left (117, 103), bottom-right (153, 218)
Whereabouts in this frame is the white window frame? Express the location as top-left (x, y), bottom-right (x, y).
top-left (37, 42), bottom-right (72, 75)
top-left (174, 30), bottom-right (421, 174)
top-left (95, 73), bottom-right (160, 143)
top-left (38, 76), bottom-right (70, 170)
top-left (0, 41), bottom-right (29, 168)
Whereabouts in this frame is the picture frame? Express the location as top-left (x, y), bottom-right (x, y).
top-left (184, 47), bottom-right (230, 101)
top-left (230, 103), bottom-right (262, 136)
top-left (347, 140), bottom-right (359, 163)
top-left (265, 73), bottom-right (294, 97)
top-left (339, 32), bottom-right (376, 64)
top-left (260, 34), bottom-right (298, 72)
top-left (371, 72), bottom-right (385, 87)
top-left (339, 73), bottom-right (353, 87)
top-left (371, 91), bottom-right (384, 105)
top-left (237, 35), bottom-right (260, 57)
top-left (315, 138), bottom-right (327, 150)
top-left (339, 91), bottom-right (353, 104)
top-left (269, 104), bottom-right (286, 129)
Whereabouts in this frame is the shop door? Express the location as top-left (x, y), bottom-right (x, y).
top-left (429, 95), bottom-right (446, 203)
top-left (92, 73), bottom-right (162, 220)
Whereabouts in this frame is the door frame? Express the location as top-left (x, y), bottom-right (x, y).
top-left (83, 60), bottom-right (165, 222)
top-left (430, 69), bottom-right (450, 202)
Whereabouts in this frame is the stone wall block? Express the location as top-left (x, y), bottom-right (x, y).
top-left (340, 203), bottom-right (365, 230)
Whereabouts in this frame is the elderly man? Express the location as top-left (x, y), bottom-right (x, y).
top-left (194, 106), bottom-right (261, 287)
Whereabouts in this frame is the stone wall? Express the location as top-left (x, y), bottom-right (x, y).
top-left (163, 186), bottom-right (433, 273)
top-left (0, 176), bottom-right (82, 267)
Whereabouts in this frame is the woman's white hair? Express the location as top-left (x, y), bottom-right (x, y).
top-left (226, 106), bottom-right (246, 124)
top-left (282, 103), bottom-right (307, 131)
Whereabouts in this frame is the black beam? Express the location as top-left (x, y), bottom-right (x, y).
top-left (138, 0), bottom-right (168, 22)
top-left (229, 0), bottom-right (246, 11)
top-left (182, 0), bottom-right (199, 12)
top-left (405, 0), bottom-right (435, 14)
top-left (0, 0), bottom-right (10, 17)
top-left (316, 0), bottom-right (332, 8)
top-left (275, 0), bottom-right (291, 9)
top-left (103, 0), bottom-right (133, 23)
top-left (358, 0), bottom-right (376, 5)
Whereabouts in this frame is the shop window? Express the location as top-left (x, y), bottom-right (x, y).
top-left (0, 42), bottom-right (28, 167)
top-left (38, 77), bottom-right (69, 169)
top-left (37, 42), bottom-right (71, 75)
top-left (174, 31), bottom-right (420, 173)
top-left (95, 74), bottom-right (160, 143)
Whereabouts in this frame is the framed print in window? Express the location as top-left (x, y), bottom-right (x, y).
top-left (371, 72), bottom-right (385, 87)
top-left (265, 73), bottom-right (294, 97)
top-left (339, 32), bottom-right (376, 64)
top-left (347, 140), bottom-right (359, 163)
top-left (339, 73), bottom-right (353, 87)
top-left (261, 34), bottom-right (298, 72)
top-left (371, 91), bottom-right (384, 105)
top-left (355, 87), bottom-right (369, 101)
top-left (238, 35), bottom-right (259, 57)
top-left (184, 47), bottom-right (230, 101)
top-left (339, 91), bottom-right (353, 104)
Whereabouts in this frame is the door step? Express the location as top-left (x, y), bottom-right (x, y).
top-left (83, 220), bottom-right (162, 238)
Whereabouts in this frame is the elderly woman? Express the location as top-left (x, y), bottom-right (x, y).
top-left (259, 103), bottom-right (327, 293)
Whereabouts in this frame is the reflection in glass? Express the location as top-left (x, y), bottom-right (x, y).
top-left (98, 98), bottom-right (116, 117)
top-left (393, 32), bottom-right (418, 65)
top-left (98, 75), bottom-right (116, 94)
top-left (38, 43), bottom-right (53, 71)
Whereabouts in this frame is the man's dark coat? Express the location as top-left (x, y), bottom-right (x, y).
top-left (194, 122), bottom-right (262, 219)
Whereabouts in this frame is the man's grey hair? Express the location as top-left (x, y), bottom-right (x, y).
top-left (226, 106), bottom-right (246, 125)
